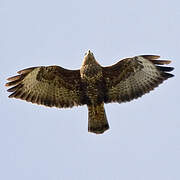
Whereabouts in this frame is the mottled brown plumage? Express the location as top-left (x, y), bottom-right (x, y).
top-left (5, 50), bottom-right (174, 134)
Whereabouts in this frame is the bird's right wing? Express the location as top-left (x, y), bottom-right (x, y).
top-left (6, 66), bottom-right (85, 108)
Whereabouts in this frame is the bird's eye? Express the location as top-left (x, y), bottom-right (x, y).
top-left (84, 52), bottom-right (87, 56)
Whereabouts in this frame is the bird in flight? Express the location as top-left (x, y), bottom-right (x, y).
top-left (5, 50), bottom-right (174, 134)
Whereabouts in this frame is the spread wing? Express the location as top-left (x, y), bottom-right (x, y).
top-left (5, 66), bottom-right (84, 108)
top-left (103, 55), bottom-right (174, 103)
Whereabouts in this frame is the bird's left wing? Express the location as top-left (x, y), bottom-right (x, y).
top-left (6, 66), bottom-right (85, 108)
top-left (102, 55), bottom-right (174, 103)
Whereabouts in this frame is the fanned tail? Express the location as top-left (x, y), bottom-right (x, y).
top-left (88, 103), bottom-right (109, 134)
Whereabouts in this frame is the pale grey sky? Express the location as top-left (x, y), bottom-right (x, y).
top-left (0, 0), bottom-right (180, 180)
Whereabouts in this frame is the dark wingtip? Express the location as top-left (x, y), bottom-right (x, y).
top-left (143, 55), bottom-right (175, 79)
top-left (7, 84), bottom-right (23, 92)
top-left (162, 73), bottom-right (174, 79)
top-left (156, 66), bottom-right (174, 72)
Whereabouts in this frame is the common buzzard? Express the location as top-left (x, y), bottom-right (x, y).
top-left (5, 50), bottom-right (174, 134)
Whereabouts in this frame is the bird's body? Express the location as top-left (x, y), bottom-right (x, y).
top-left (6, 50), bottom-right (174, 134)
top-left (80, 51), bottom-right (109, 133)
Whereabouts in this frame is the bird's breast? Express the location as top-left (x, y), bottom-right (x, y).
top-left (80, 64), bottom-right (102, 79)
top-left (81, 76), bottom-right (108, 105)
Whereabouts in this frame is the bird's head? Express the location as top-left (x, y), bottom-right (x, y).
top-left (82, 50), bottom-right (97, 66)
top-left (84, 49), bottom-right (94, 57)
top-left (80, 50), bottom-right (102, 79)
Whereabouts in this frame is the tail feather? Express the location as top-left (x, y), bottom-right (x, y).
top-left (88, 103), bottom-right (109, 134)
